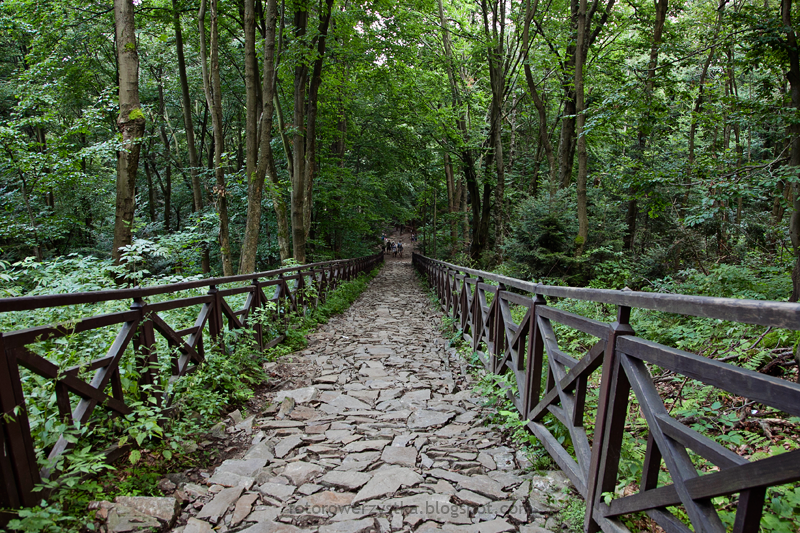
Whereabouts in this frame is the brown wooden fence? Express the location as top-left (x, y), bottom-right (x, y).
top-left (0, 252), bottom-right (383, 509)
top-left (413, 252), bottom-right (800, 533)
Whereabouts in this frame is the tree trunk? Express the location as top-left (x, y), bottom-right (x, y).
top-left (783, 0), bottom-right (800, 303)
top-left (688, 2), bottom-right (725, 171)
top-left (481, 0), bottom-right (507, 255)
top-left (557, 67), bottom-right (577, 188)
top-left (523, 0), bottom-right (557, 184)
top-left (439, 0), bottom-right (491, 260)
top-left (460, 176), bottom-right (469, 251)
top-left (200, 0), bottom-right (233, 275)
top-left (112, 0), bottom-right (145, 264)
top-left (173, 0), bottom-right (203, 216)
top-left (302, 0), bottom-right (336, 245)
top-left (240, 0), bottom-right (264, 274)
top-left (574, 0), bottom-right (588, 256)
top-left (243, 0), bottom-right (283, 271)
top-left (266, 0), bottom-right (291, 263)
top-left (445, 151), bottom-right (457, 256)
top-left (290, 6), bottom-right (309, 263)
top-left (157, 75), bottom-right (172, 233)
top-left (173, 0), bottom-right (209, 272)
top-left (144, 150), bottom-right (157, 223)
top-left (12, 169), bottom-right (43, 261)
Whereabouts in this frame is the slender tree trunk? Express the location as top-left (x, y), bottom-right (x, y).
top-left (240, 0), bottom-right (264, 274)
top-left (530, 137), bottom-right (542, 196)
top-left (8, 166), bottom-right (44, 261)
top-left (688, 2), bottom-right (725, 170)
top-left (302, 0), bottom-right (335, 244)
top-left (275, 92), bottom-right (294, 178)
top-left (290, 6), bottom-right (309, 263)
top-left (575, 0), bottom-right (588, 256)
top-left (439, 0), bottom-right (490, 259)
top-left (243, 0), bottom-right (283, 271)
top-left (144, 157), bottom-right (157, 223)
top-left (266, 0), bottom-right (291, 262)
top-left (200, 0), bottom-right (233, 275)
top-left (112, 0), bottom-right (145, 264)
top-left (173, 0), bottom-right (209, 272)
top-left (557, 59), bottom-right (577, 188)
top-left (445, 151), bottom-right (457, 256)
top-left (482, 0), bottom-right (507, 255)
top-left (157, 76), bottom-right (172, 233)
top-left (173, 0), bottom-right (203, 216)
top-left (782, 0), bottom-right (800, 304)
top-left (507, 104), bottom-right (518, 181)
top-left (460, 176), bottom-right (469, 251)
top-left (523, 0), bottom-right (557, 184)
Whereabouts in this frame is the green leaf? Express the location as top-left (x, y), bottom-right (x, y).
top-left (129, 450), bottom-right (141, 465)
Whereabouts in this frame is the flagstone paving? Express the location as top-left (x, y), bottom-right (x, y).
top-left (161, 253), bottom-right (573, 533)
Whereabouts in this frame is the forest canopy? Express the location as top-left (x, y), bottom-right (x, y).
top-left (0, 0), bottom-right (799, 298)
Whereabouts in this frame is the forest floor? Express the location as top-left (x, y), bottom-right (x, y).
top-left (112, 236), bottom-right (573, 533)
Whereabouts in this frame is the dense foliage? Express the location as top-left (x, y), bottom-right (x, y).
top-left (2, 0), bottom-right (800, 529)
top-left (3, 0), bottom-right (800, 294)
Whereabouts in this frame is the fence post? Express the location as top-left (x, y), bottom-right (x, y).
top-left (131, 298), bottom-right (160, 399)
top-left (250, 279), bottom-right (264, 350)
top-left (491, 283), bottom-right (506, 374)
top-left (522, 294), bottom-right (546, 416)
top-left (296, 270), bottom-right (306, 314)
top-left (451, 272), bottom-right (460, 320)
top-left (208, 285), bottom-right (224, 348)
top-left (584, 305), bottom-right (634, 533)
top-left (0, 333), bottom-right (41, 509)
top-left (472, 276), bottom-right (484, 353)
top-left (318, 269), bottom-right (328, 305)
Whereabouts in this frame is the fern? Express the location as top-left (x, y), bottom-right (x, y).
top-left (741, 349), bottom-right (772, 372)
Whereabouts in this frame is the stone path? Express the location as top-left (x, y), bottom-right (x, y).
top-left (160, 251), bottom-right (571, 533)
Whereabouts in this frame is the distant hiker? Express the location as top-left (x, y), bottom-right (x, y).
top-left (398, 242), bottom-right (404, 258)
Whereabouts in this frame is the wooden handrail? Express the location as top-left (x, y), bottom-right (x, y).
top-left (0, 256), bottom-right (376, 312)
top-left (417, 255), bottom-right (800, 329)
top-left (413, 252), bottom-right (800, 533)
top-left (0, 252), bottom-right (384, 509)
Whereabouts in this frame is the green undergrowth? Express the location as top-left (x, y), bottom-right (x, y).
top-left (420, 267), bottom-right (800, 533)
top-left (5, 265), bottom-right (381, 533)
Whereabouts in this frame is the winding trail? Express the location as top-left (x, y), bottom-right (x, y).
top-left (170, 245), bottom-right (571, 533)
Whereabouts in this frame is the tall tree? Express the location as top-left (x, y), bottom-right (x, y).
top-left (783, 0), bottom-right (800, 302)
top-left (173, 0), bottom-right (209, 273)
top-left (523, 0), bottom-right (557, 186)
top-left (481, 0), bottom-right (509, 253)
top-left (112, 0), bottom-right (146, 264)
top-left (199, 0), bottom-right (233, 275)
top-left (290, 0), bottom-right (335, 263)
top-left (241, 0), bottom-right (281, 273)
top-left (437, 0), bottom-right (491, 259)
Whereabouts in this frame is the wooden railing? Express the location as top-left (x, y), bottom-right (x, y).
top-left (413, 253), bottom-right (800, 533)
top-left (0, 252), bottom-right (383, 509)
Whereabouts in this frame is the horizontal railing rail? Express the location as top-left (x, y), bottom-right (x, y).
top-left (0, 252), bottom-right (383, 509)
top-left (413, 252), bottom-right (800, 533)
